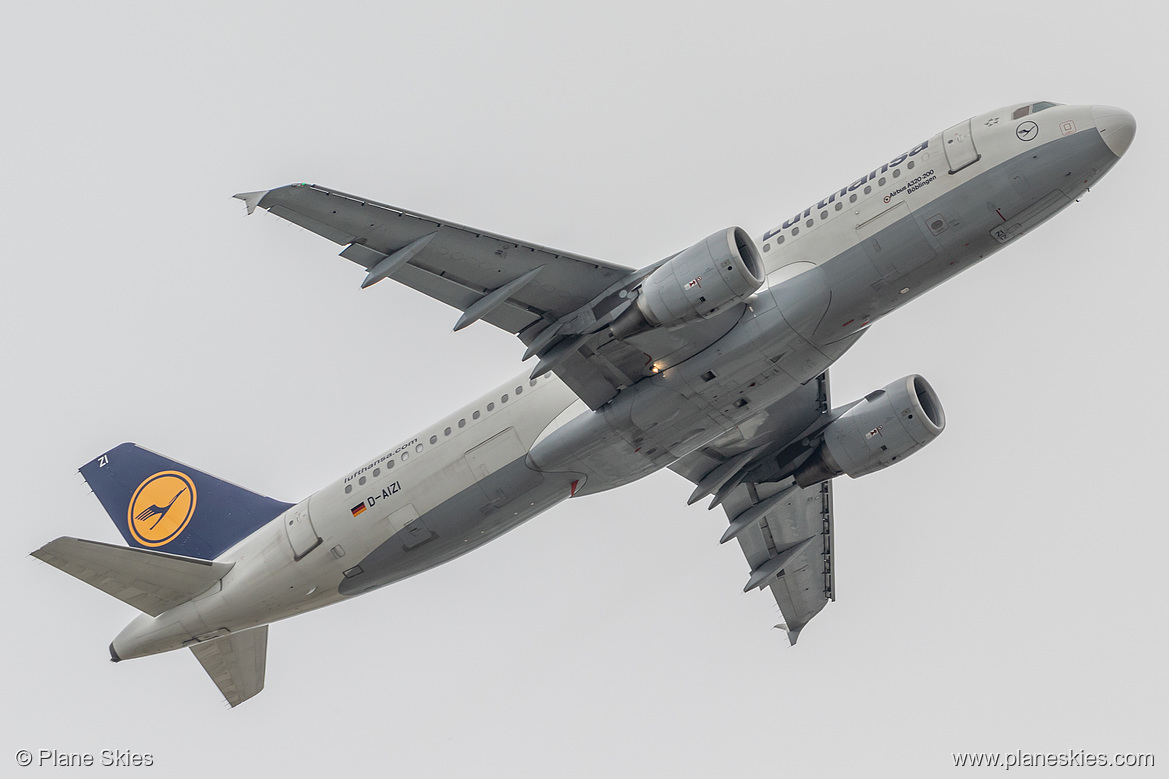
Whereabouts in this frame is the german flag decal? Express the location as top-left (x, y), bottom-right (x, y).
top-left (351, 503), bottom-right (367, 517)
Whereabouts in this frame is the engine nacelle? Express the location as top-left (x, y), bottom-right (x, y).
top-left (794, 375), bottom-right (946, 487)
top-left (610, 227), bottom-right (764, 338)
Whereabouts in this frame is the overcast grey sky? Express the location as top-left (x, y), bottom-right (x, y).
top-left (3, 2), bottom-right (1165, 776)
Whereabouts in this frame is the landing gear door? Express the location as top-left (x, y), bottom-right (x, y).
top-left (284, 502), bottom-right (321, 561)
top-left (942, 118), bottom-right (980, 174)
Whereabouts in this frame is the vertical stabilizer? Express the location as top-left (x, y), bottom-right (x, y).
top-left (80, 443), bottom-right (292, 561)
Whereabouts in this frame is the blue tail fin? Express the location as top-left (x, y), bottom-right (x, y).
top-left (79, 443), bottom-right (293, 561)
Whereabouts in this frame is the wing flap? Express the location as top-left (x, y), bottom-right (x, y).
top-left (190, 626), bottom-right (268, 707)
top-left (31, 537), bottom-right (233, 617)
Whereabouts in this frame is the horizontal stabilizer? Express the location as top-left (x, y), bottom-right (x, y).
top-left (31, 537), bottom-right (233, 617)
top-left (190, 626), bottom-right (268, 708)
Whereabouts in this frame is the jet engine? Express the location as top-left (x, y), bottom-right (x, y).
top-left (610, 227), bottom-right (765, 338)
top-left (793, 375), bottom-right (946, 487)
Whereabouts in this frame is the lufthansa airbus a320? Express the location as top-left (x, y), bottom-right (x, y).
top-left (34, 102), bottom-right (1135, 706)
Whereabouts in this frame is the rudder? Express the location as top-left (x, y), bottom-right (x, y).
top-left (80, 443), bottom-right (293, 560)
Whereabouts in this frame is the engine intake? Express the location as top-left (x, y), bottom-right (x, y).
top-left (611, 227), bottom-right (764, 338)
top-left (794, 375), bottom-right (946, 487)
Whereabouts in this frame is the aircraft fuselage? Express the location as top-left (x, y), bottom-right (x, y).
top-left (111, 102), bottom-right (1132, 661)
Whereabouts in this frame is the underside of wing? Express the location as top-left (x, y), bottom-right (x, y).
top-left (240, 184), bottom-right (757, 409)
top-left (669, 373), bottom-right (836, 643)
top-left (241, 183), bottom-right (631, 331)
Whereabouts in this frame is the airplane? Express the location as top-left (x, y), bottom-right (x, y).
top-left (33, 102), bottom-right (1135, 707)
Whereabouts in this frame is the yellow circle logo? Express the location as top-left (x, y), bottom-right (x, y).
top-left (127, 471), bottom-right (197, 547)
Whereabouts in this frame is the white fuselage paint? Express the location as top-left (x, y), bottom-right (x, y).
top-left (113, 103), bottom-right (1128, 659)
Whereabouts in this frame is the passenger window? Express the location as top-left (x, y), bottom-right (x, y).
top-left (430, 435), bottom-right (438, 444)
top-left (1012, 105), bottom-right (1031, 120)
top-left (473, 410), bottom-right (481, 419)
top-left (458, 418), bottom-right (466, 428)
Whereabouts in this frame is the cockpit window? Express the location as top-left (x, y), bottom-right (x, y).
top-left (1031, 101), bottom-right (1059, 113)
top-left (1012, 105), bottom-right (1031, 120)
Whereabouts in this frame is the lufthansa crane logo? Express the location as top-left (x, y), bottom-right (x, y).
top-left (1016, 121), bottom-right (1039, 142)
top-left (127, 471), bottom-right (197, 547)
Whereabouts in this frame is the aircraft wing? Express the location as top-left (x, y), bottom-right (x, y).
top-left (190, 625), bottom-right (269, 708)
top-left (239, 184), bottom-right (747, 409)
top-left (669, 373), bottom-right (835, 644)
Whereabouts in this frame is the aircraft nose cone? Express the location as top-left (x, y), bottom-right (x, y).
top-left (1092, 106), bottom-right (1136, 157)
